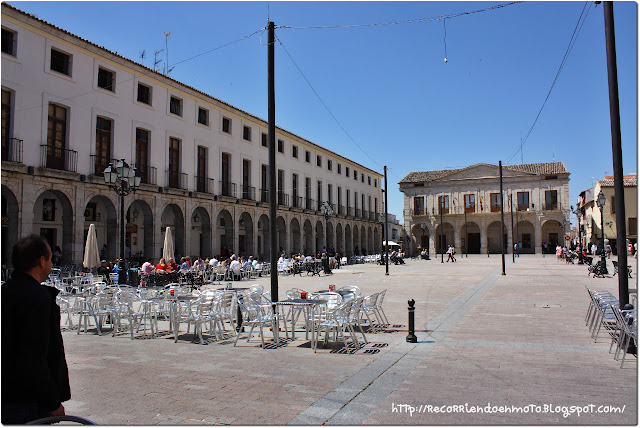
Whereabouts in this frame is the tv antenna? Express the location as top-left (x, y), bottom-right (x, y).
top-left (154, 49), bottom-right (164, 73)
top-left (164, 31), bottom-right (172, 75)
top-left (139, 50), bottom-right (146, 66)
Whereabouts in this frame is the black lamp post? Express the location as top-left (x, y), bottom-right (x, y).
top-left (420, 221), bottom-right (427, 257)
top-left (378, 213), bottom-right (385, 266)
top-left (320, 201), bottom-right (334, 252)
top-left (104, 159), bottom-right (141, 284)
top-left (596, 190), bottom-right (608, 273)
top-left (438, 198), bottom-right (444, 263)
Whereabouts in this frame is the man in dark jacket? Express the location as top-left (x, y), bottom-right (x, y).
top-left (2, 235), bottom-right (71, 424)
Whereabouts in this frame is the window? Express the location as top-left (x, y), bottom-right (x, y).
top-left (137, 83), bottom-right (151, 105)
top-left (169, 96), bottom-right (182, 116)
top-left (374, 179), bottom-right (377, 188)
top-left (2, 28), bottom-right (16, 56)
top-left (168, 137), bottom-right (181, 188)
top-left (261, 164), bottom-right (268, 202)
top-left (97, 67), bottom-right (114, 92)
top-left (197, 146), bottom-right (208, 192)
top-left (414, 197), bottom-right (425, 215)
top-left (361, 174), bottom-right (364, 183)
top-left (42, 199), bottom-right (56, 221)
top-left (46, 103), bottom-right (67, 170)
top-left (242, 159), bottom-right (251, 198)
top-left (610, 196), bottom-right (615, 214)
top-left (305, 151), bottom-right (310, 163)
top-left (243, 125), bottom-right (251, 141)
top-left (135, 128), bottom-right (150, 184)
top-left (517, 192), bottom-right (530, 211)
top-left (490, 193), bottom-right (502, 212)
top-left (95, 117), bottom-right (112, 175)
top-left (221, 153), bottom-right (232, 196)
top-left (316, 155), bottom-right (322, 167)
top-left (278, 139), bottom-right (284, 153)
top-left (438, 195), bottom-right (449, 214)
top-left (292, 174), bottom-right (299, 205)
top-left (328, 160), bottom-right (332, 171)
top-left (629, 218), bottom-right (637, 236)
top-left (544, 190), bottom-right (558, 210)
top-left (464, 194), bottom-right (475, 213)
top-left (368, 176), bottom-right (371, 185)
top-left (346, 167), bottom-right (350, 177)
top-left (50, 48), bottom-right (71, 76)
top-left (328, 184), bottom-right (333, 205)
top-left (198, 107), bottom-right (209, 125)
top-left (317, 181), bottom-right (323, 206)
top-left (292, 145), bottom-right (298, 158)
top-left (2, 89), bottom-right (12, 161)
top-left (337, 163), bottom-right (342, 174)
top-left (222, 116), bottom-right (231, 134)
top-left (261, 133), bottom-right (267, 147)
top-left (353, 170), bottom-right (357, 181)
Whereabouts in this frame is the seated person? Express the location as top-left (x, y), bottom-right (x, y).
top-left (166, 258), bottom-right (178, 272)
top-left (180, 256), bottom-right (191, 271)
top-left (209, 256), bottom-right (219, 267)
top-left (229, 258), bottom-right (242, 280)
top-left (97, 260), bottom-right (110, 276)
top-left (141, 259), bottom-right (155, 275)
top-left (193, 257), bottom-right (205, 269)
top-left (155, 258), bottom-right (168, 272)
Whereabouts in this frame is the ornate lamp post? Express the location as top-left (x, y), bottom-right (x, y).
top-left (104, 159), bottom-right (141, 284)
top-left (595, 190), bottom-right (608, 273)
top-left (420, 221), bottom-right (427, 257)
top-left (320, 201), bottom-right (334, 253)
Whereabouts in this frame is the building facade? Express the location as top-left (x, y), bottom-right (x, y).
top-left (400, 162), bottom-right (570, 255)
top-left (578, 175), bottom-right (637, 251)
top-left (1, 4), bottom-right (384, 265)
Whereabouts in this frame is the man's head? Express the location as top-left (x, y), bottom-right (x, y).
top-left (12, 235), bottom-right (53, 282)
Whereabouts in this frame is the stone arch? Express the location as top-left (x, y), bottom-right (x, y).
top-left (215, 209), bottom-right (233, 256)
top-left (303, 219), bottom-right (313, 256)
top-left (33, 188), bottom-right (74, 265)
top-left (373, 226), bottom-right (380, 254)
top-left (514, 220), bottom-right (535, 254)
top-left (460, 221), bottom-right (481, 254)
top-left (336, 223), bottom-right (344, 256)
top-left (84, 194), bottom-right (117, 261)
top-left (344, 224), bottom-right (353, 257)
top-left (315, 220), bottom-right (324, 255)
top-left (367, 226), bottom-right (374, 255)
top-left (353, 225), bottom-right (360, 255)
top-left (290, 217), bottom-right (301, 254)
top-left (435, 222), bottom-right (455, 254)
top-left (189, 206), bottom-right (212, 258)
top-left (327, 221), bottom-right (335, 252)
top-left (237, 211), bottom-right (254, 257)
top-left (486, 221), bottom-right (506, 254)
top-left (541, 219), bottom-right (564, 250)
top-left (1, 185), bottom-right (20, 266)
top-left (360, 225), bottom-right (366, 255)
top-left (411, 223), bottom-right (430, 254)
top-left (257, 214), bottom-right (270, 260)
top-left (162, 204), bottom-right (185, 261)
top-left (127, 199), bottom-right (154, 261)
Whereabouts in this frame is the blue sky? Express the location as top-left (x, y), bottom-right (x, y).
top-left (12, 1), bottom-right (637, 225)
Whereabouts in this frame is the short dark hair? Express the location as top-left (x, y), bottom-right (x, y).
top-left (12, 235), bottom-right (51, 272)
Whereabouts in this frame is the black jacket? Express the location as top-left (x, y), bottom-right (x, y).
top-left (1, 271), bottom-right (71, 411)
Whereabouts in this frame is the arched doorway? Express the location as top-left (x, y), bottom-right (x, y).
top-left (238, 212), bottom-right (254, 257)
top-left (276, 216), bottom-right (287, 255)
top-left (327, 221), bottom-right (335, 253)
top-left (436, 222), bottom-right (455, 254)
top-left (344, 224), bottom-right (352, 257)
top-left (486, 221), bottom-right (505, 254)
top-left (161, 204), bottom-right (185, 260)
top-left (412, 223), bottom-right (429, 253)
top-left (353, 226), bottom-right (360, 255)
top-left (189, 207), bottom-right (211, 259)
top-left (315, 220), bottom-right (324, 255)
top-left (215, 209), bottom-right (233, 256)
top-left (1, 185), bottom-right (20, 266)
top-left (461, 221), bottom-right (481, 254)
top-left (336, 223), bottom-right (344, 256)
top-left (303, 219), bottom-right (313, 256)
top-left (257, 214), bottom-right (270, 260)
top-left (84, 195), bottom-right (117, 261)
top-left (290, 218), bottom-right (301, 254)
top-left (33, 189), bottom-right (73, 265)
top-left (542, 219), bottom-right (564, 251)
top-left (515, 220), bottom-right (535, 254)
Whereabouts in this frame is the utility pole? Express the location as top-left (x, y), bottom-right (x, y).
top-left (603, 2), bottom-right (629, 308)
top-left (267, 21), bottom-right (278, 303)
top-left (499, 161), bottom-right (506, 275)
top-left (384, 166), bottom-right (389, 275)
top-left (510, 193), bottom-right (515, 263)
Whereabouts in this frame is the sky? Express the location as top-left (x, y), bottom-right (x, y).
top-left (11, 1), bottom-right (638, 226)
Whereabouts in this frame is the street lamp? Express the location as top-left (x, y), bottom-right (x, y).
top-left (595, 190), bottom-right (608, 273)
top-left (320, 201), bottom-right (334, 253)
top-left (571, 204), bottom-right (583, 263)
top-left (378, 212), bottom-right (389, 275)
top-left (420, 221), bottom-right (427, 258)
top-left (104, 159), bottom-right (141, 284)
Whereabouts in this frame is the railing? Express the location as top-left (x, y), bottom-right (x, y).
top-left (195, 176), bottom-right (214, 194)
top-left (338, 205), bottom-right (345, 215)
top-left (277, 191), bottom-right (289, 207)
top-left (166, 170), bottom-right (188, 190)
top-left (305, 198), bottom-right (316, 210)
top-left (356, 209), bottom-right (362, 217)
top-left (241, 185), bottom-right (255, 201)
top-left (260, 188), bottom-right (269, 203)
top-left (132, 164), bottom-right (157, 185)
top-left (543, 204), bottom-right (558, 211)
top-left (517, 205), bottom-right (530, 211)
top-left (362, 209), bottom-right (368, 219)
top-left (347, 207), bottom-right (354, 217)
top-left (89, 155), bottom-right (117, 177)
top-left (465, 206), bottom-right (475, 213)
top-left (413, 208), bottom-right (426, 216)
top-left (369, 211), bottom-right (375, 220)
top-left (292, 195), bottom-right (303, 208)
top-left (219, 181), bottom-right (236, 197)
top-left (2, 137), bottom-right (22, 163)
top-left (40, 144), bottom-right (77, 172)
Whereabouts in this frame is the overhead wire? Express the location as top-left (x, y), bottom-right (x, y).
top-left (505, 1), bottom-right (592, 164)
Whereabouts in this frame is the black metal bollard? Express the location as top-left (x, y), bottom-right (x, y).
top-left (406, 299), bottom-right (417, 343)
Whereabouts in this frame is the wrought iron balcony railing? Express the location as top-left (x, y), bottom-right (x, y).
top-left (2, 137), bottom-right (22, 163)
top-left (166, 170), bottom-right (188, 190)
top-left (40, 144), bottom-right (77, 172)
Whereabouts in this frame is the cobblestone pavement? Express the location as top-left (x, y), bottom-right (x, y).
top-left (60, 255), bottom-right (638, 425)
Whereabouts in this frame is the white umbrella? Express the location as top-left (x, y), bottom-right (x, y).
top-left (83, 223), bottom-right (100, 269)
top-left (163, 227), bottom-right (175, 261)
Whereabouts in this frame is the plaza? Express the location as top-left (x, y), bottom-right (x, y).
top-left (60, 255), bottom-right (637, 425)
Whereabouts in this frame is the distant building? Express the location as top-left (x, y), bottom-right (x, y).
top-left (399, 162), bottom-right (570, 255)
top-left (579, 174), bottom-right (637, 251)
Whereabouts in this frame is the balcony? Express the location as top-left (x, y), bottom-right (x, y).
top-left (219, 181), bottom-right (236, 198)
top-left (260, 188), bottom-right (269, 203)
top-left (517, 204), bottom-right (529, 212)
top-left (132, 164), bottom-right (157, 185)
top-left (2, 137), bottom-right (23, 163)
top-left (166, 170), bottom-right (188, 190)
top-left (277, 191), bottom-right (289, 207)
top-left (292, 195), bottom-right (303, 208)
top-left (305, 198), bottom-right (315, 211)
top-left (543, 204), bottom-right (558, 211)
top-left (195, 176), bottom-right (214, 194)
top-left (241, 185), bottom-right (256, 201)
top-left (369, 211), bottom-right (375, 220)
top-left (465, 206), bottom-right (475, 213)
top-left (40, 144), bottom-right (77, 172)
top-left (338, 205), bottom-right (345, 215)
top-left (356, 208), bottom-right (361, 217)
top-left (347, 207), bottom-right (354, 217)
top-left (413, 208), bottom-right (426, 216)
top-left (90, 155), bottom-right (116, 177)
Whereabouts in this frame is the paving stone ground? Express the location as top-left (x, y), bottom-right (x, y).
top-left (60, 254), bottom-right (638, 425)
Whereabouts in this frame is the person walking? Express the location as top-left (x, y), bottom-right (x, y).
top-left (514, 243), bottom-right (519, 257)
top-left (446, 245), bottom-right (456, 262)
top-left (2, 235), bottom-right (71, 424)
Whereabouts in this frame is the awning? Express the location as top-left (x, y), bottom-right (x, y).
top-left (383, 241), bottom-right (400, 247)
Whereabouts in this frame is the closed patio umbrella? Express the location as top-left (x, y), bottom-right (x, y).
top-left (83, 223), bottom-right (100, 269)
top-left (163, 227), bottom-right (175, 261)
